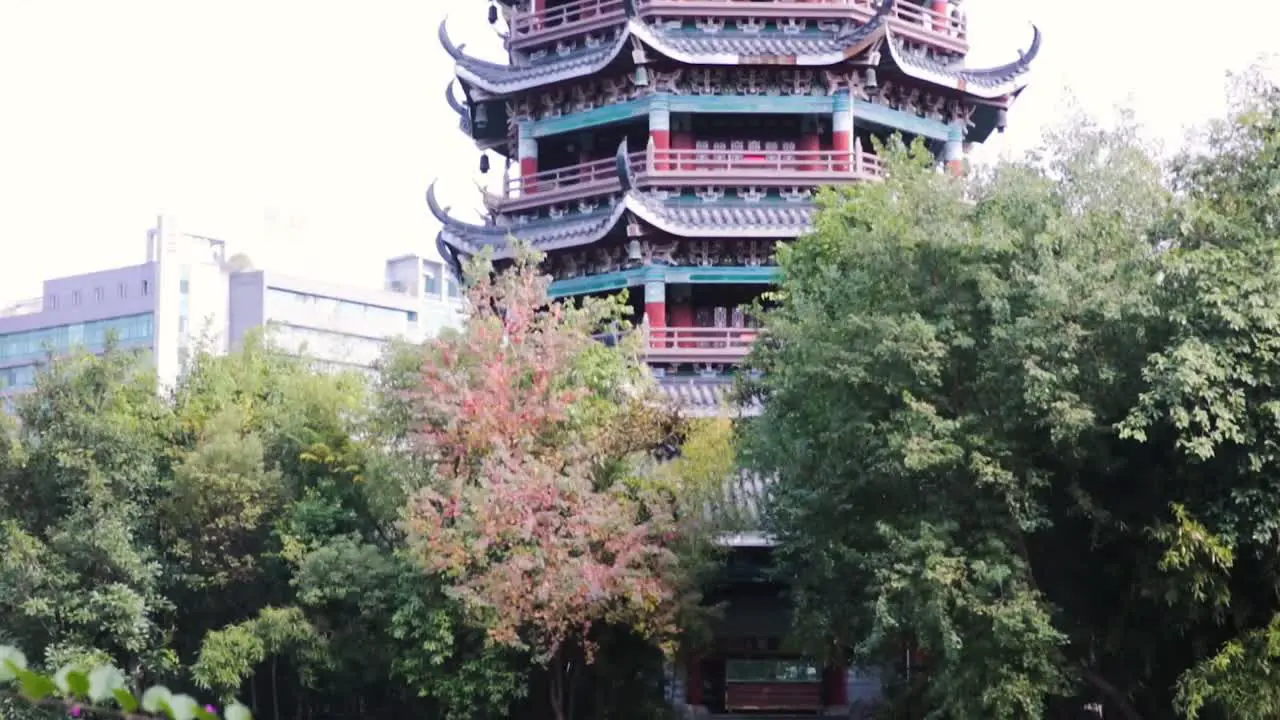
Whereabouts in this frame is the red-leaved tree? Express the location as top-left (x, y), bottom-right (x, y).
top-left (406, 251), bottom-right (682, 720)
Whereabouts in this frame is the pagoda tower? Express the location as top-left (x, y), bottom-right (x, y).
top-left (432, 0), bottom-right (1038, 714)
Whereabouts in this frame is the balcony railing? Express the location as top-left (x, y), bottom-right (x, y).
top-left (508, 0), bottom-right (628, 48)
top-left (487, 145), bottom-right (883, 210)
top-left (646, 147), bottom-right (884, 180)
top-left (594, 325), bottom-right (759, 363)
top-left (643, 326), bottom-right (758, 364)
top-left (509, 0), bottom-right (965, 53)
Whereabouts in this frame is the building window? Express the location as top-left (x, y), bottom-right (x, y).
top-left (118, 283), bottom-right (127, 298)
top-left (445, 277), bottom-right (461, 299)
top-left (71, 291), bottom-right (81, 306)
top-left (45, 295), bottom-right (58, 310)
top-left (94, 287), bottom-right (104, 302)
top-left (424, 268), bottom-right (440, 295)
top-left (141, 280), bottom-right (150, 296)
top-left (179, 278), bottom-right (190, 294)
top-left (0, 313), bottom-right (155, 363)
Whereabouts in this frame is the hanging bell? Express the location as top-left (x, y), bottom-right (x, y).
top-left (479, 154), bottom-right (491, 174)
top-left (995, 108), bottom-right (1009, 133)
top-left (864, 67), bottom-right (878, 90)
top-left (627, 239), bottom-right (643, 262)
top-left (474, 102), bottom-right (488, 128)
top-left (487, 3), bottom-right (498, 24)
top-left (632, 65), bottom-right (650, 87)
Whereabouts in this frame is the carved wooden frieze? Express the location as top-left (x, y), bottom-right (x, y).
top-left (507, 68), bottom-right (972, 126)
top-left (546, 238), bottom-right (781, 280)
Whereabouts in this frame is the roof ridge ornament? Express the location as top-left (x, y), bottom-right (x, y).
top-left (438, 16), bottom-right (466, 61)
top-left (615, 139), bottom-right (636, 192)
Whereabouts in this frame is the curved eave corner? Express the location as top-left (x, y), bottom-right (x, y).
top-left (440, 15), bottom-right (632, 96)
top-left (884, 23), bottom-right (1040, 100)
top-left (427, 182), bottom-right (633, 259)
top-left (626, 0), bottom-right (894, 67)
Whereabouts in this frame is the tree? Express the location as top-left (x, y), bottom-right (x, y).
top-left (405, 251), bottom-right (683, 720)
top-left (739, 75), bottom-right (1280, 718)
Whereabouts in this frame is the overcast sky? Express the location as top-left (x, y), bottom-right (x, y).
top-left (0, 0), bottom-right (1277, 306)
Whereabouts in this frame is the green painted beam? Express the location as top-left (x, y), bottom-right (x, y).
top-left (549, 265), bottom-right (780, 298)
top-left (851, 99), bottom-right (950, 140)
top-left (528, 99), bottom-right (650, 138)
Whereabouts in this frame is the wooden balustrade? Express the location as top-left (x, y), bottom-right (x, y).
top-left (646, 148), bottom-right (885, 179)
top-left (591, 326), bottom-right (759, 363)
top-left (643, 326), bottom-right (758, 363)
top-left (633, 0), bottom-right (966, 48)
top-left (508, 0), bottom-right (627, 47)
top-left (502, 155), bottom-right (621, 197)
top-left (508, 0), bottom-right (965, 49)
top-left (510, 0), bottom-right (964, 51)
top-left (491, 147), bottom-right (882, 209)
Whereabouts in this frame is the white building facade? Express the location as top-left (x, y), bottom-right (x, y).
top-left (0, 216), bottom-right (466, 402)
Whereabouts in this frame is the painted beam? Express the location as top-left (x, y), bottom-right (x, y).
top-left (528, 98), bottom-right (650, 138)
top-left (851, 99), bottom-right (950, 140)
top-left (667, 94), bottom-right (836, 115)
top-left (526, 93), bottom-right (950, 143)
top-left (549, 265), bottom-right (779, 298)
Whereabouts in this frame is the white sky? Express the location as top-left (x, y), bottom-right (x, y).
top-left (0, 1), bottom-right (1277, 306)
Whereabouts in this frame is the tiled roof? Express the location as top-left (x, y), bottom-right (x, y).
top-left (706, 470), bottom-right (773, 532)
top-left (427, 183), bottom-right (629, 256)
top-left (884, 24), bottom-right (1040, 98)
top-left (629, 192), bottom-right (816, 238)
top-left (631, 0), bottom-right (892, 65)
top-left (657, 375), bottom-right (762, 417)
top-left (440, 18), bottom-right (630, 96)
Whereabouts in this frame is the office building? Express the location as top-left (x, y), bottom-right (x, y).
top-left (0, 216), bottom-right (465, 401)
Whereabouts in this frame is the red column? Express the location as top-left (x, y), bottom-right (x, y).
top-left (650, 96), bottom-right (671, 171)
top-left (531, 0), bottom-right (545, 30)
top-left (826, 661), bottom-right (849, 707)
top-left (686, 654), bottom-right (704, 706)
top-left (518, 125), bottom-right (538, 193)
top-left (944, 123), bottom-right (964, 177)
top-left (932, 0), bottom-right (948, 33)
top-left (668, 285), bottom-right (693, 348)
top-left (833, 90), bottom-right (853, 172)
top-left (644, 280), bottom-right (666, 347)
top-left (800, 116), bottom-right (822, 171)
top-left (671, 116), bottom-right (693, 171)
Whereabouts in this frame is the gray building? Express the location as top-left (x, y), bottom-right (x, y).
top-left (0, 216), bottom-right (465, 402)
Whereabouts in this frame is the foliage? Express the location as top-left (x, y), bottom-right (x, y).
top-left (742, 71), bottom-right (1280, 719)
top-left (405, 249), bottom-right (685, 720)
top-left (1, 644), bottom-right (252, 720)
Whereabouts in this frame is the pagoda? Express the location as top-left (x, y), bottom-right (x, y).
top-left (431, 0), bottom-right (1038, 714)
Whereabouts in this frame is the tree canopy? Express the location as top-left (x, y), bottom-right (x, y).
top-left (0, 252), bottom-right (710, 720)
top-left (741, 70), bottom-right (1280, 719)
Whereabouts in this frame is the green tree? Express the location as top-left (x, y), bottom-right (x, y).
top-left (405, 251), bottom-right (685, 720)
top-left (0, 346), bottom-right (179, 687)
top-left (741, 73), bottom-right (1280, 718)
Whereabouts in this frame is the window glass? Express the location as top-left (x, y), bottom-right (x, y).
top-left (0, 313), bottom-right (155, 363)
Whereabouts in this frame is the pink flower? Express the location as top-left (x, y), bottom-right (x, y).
top-left (69, 705), bottom-right (82, 717)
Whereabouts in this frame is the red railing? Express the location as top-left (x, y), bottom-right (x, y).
top-left (646, 147), bottom-right (884, 178)
top-left (510, 0), bottom-right (965, 53)
top-left (632, 0), bottom-right (966, 49)
top-left (489, 147), bottom-right (883, 209)
top-left (494, 153), bottom-right (647, 209)
top-left (508, 0), bottom-right (628, 47)
top-left (643, 326), bottom-right (758, 363)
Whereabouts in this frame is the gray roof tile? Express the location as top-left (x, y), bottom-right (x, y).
top-left (440, 19), bottom-right (630, 95)
top-left (884, 24), bottom-right (1040, 97)
top-left (657, 375), bottom-right (762, 416)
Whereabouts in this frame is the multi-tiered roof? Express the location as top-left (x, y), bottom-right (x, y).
top-left (430, 0), bottom-right (1039, 414)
